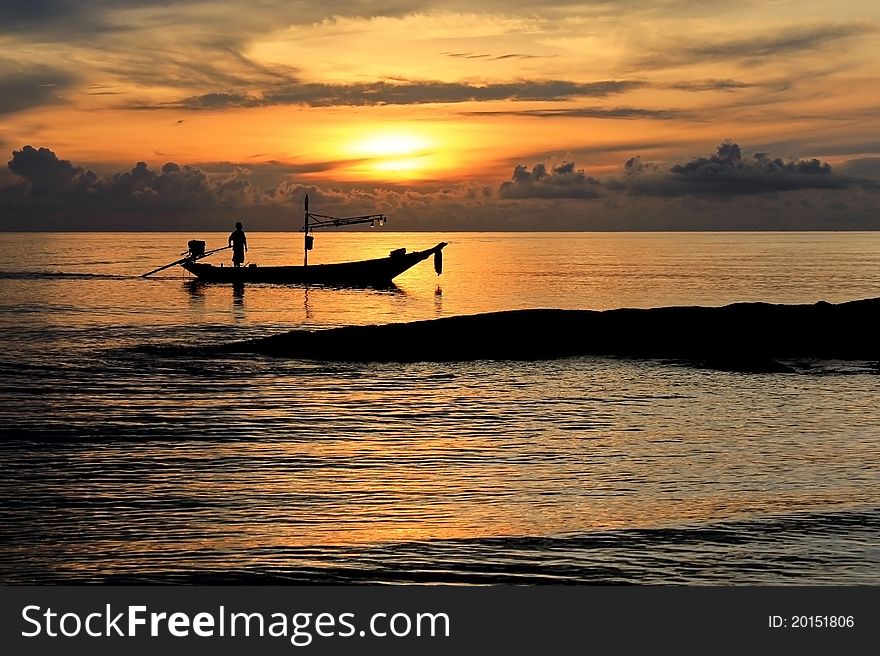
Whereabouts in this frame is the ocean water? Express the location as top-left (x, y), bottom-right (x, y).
top-left (0, 231), bottom-right (878, 584)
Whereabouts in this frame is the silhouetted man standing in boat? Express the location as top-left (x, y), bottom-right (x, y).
top-left (228, 221), bottom-right (247, 268)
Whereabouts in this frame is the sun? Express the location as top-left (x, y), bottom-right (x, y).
top-left (346, 130), bottom-right (436, 179)
top-left (353, 132), bottom-right (431, 158)
top-left (315, 122), bottom-right (469, 181)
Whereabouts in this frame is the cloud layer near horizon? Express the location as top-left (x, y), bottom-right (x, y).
top-left (500, 142), bottom-right (868, 200)
top-left (3, 142), bottom-right (877, 231)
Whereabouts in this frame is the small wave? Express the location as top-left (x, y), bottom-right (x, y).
top-left (45, 260), bottom-right (140, 267)
top-left (7, 507), bottom-right (876, 584)
top-left (0, 270), bottom-right (134, 281)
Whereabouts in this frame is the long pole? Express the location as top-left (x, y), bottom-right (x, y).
top-left (141, 245), bottom-right (230, 277)
top-left (303, 193), bottom-right (309, 267)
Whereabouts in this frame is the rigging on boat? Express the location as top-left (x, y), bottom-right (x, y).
top-left (301, 193), bottom-right (388, 266)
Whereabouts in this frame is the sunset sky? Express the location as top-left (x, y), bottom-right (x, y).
top-left (1, 0), bottom-right (878, 229)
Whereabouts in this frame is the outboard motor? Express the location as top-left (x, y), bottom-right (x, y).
top-left (187, 240), bottom-right (206, 258)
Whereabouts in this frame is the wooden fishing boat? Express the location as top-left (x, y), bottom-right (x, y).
top-left (180, 242), bottom-right (447, 286)
top-left (143, 195), bottom-right (448, 286)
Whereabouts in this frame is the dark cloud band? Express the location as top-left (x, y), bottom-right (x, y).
top-left (465, 106), bottom-right (683, 120)
top-left (135, 79), bottom-right (645, 110)
top-left (3, 143), bottom-right (877, 230)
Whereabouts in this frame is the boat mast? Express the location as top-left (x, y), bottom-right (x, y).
top-left (304, 194), bottom-right (310, 267)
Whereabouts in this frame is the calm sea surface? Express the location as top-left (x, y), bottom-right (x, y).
top-left (1, 231), bottom-right (878, 584)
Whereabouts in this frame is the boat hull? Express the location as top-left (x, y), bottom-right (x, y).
top-left (181, 242), bottom-right (446, 286)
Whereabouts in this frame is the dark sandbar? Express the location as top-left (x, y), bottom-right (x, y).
top-left (218, 298), bottom-right (880, 370)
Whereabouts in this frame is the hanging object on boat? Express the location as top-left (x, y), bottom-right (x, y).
top-left (434, 248), bottom-right (443, 275)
